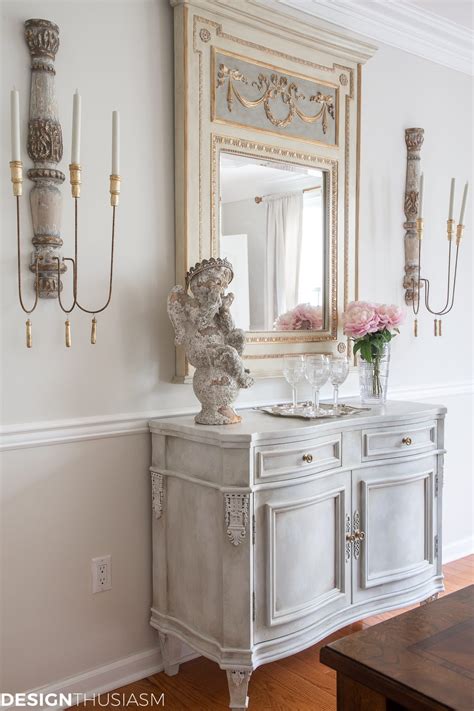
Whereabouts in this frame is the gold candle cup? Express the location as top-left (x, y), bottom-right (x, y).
top-left (415, 217), bottom-right (424, 240)
top-left (109, 174), bottom-right (121, 207)
top-left (10, 160), bottom-right (23, 197)
top-left (456, 223), bottom-right (464, 246)
top-left (69, 163), bottom-right (81, 198)
top-left (447, 218), bottom-right (455, 241)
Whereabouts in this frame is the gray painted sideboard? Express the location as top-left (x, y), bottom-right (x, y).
top-left (149, 400), bottom-right (446, 709)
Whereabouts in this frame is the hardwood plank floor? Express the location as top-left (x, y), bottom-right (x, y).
top-left (71, 556), bottom-right (473, 710)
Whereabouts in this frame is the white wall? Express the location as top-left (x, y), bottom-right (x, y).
top-left (0, 0), bottom-right (472, 695)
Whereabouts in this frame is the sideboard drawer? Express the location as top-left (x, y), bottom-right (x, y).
top-left (256, 434), bottom-right (341, 482)
top-left (362, 421), bottom-right (437, 460)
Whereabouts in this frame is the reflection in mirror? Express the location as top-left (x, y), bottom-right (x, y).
top-left (219, 152), bottom-right (327, 333)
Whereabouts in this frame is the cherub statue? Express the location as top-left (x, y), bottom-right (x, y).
top-left (168, 257), bottom-right (254, 425)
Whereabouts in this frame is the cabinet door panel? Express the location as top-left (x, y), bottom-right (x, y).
top-left (255, 472), bottom-right (351, 642)
top-left (353, 457), bottom-right (438, 603)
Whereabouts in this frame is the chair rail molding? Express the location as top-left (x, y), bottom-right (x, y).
top-left (0, 380), bottom-right (472, 451)
top-left (258, 0), bottom-right (473, 76)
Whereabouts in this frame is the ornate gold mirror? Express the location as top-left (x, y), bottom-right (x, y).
top-left (171, 0), bottom-right (376, 379)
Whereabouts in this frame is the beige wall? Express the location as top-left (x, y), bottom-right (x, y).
top-left (0, 0), bottom-right (472, 694)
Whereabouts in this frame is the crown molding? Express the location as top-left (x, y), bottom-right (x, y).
top-left (266, 0), bottom-right (473, 76)
top-left (170, 0), bottom-right (377, 63)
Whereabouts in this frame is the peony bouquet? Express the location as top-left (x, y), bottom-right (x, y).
top-left (274, 303), bottom-right (323, 331)
top-left (342, 301), bottom-right (405, 398)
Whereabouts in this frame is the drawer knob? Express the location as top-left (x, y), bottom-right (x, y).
top-left (302, 453), bottom-right (313, 463)
top-left (402, 436), bottom-right (413, 446)
top-left (354, 530), bottom-right (365, 541)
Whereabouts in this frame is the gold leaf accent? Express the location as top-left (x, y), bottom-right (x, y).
top-left (216, 63), bottom-right (335, 133)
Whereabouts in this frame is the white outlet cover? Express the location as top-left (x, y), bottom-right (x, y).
top-left (91, 555), bottom-right (112, 593)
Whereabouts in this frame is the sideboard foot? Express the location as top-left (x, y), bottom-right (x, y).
top-left (420, 593), bottom-right (439, 606)
top-left (226, 669), bottom-right (252, 710)
top-left (158, 632), bottom-right (181, 676)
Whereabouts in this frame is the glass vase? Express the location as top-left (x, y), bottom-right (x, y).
top-left (359, 343), bottom-right (390, 405)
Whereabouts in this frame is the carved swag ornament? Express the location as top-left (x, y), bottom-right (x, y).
top-left (217, 64), bottom-right (335, 134)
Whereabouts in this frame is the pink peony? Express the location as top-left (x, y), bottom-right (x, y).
top-left (342, 301), bottom-right (380, 338)
top-left (274, 303), bottom-right (323, 331)
top-left (375, 304), bottom-right (405, 329)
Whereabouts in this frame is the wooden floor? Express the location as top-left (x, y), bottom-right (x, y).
top-left (73, 556), bottom-right (473, 710)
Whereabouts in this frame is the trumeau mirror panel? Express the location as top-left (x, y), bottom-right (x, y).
top-left (213, 50), bottom-right (338, 147)
top-left (171, 0), bottom-right (376, 379)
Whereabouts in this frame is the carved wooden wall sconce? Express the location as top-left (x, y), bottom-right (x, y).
top-left (9, 19), bottom-right (121, 348)
top-left (403, 127), bottom-right (469, 337)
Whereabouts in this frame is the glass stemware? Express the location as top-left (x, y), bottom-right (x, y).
top-left (329, 357), bottom-right (350, 414)
top-left (283, 356), bottom-right (305, 412)
top-left (304, 355), bottom-right (330, 416)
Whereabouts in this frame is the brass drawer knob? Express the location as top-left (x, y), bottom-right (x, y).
top-left (302, 453), bottom-right (313, 463)
top-left (354, 530), bottom-right (365, 541)
top-left (402, 436), bottom-right (413, 446)
top-left (346, 532), bottom-right (355, 542)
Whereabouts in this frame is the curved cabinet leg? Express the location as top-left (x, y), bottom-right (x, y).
top-left (226, 670), bottom-right (252, 710)
top-left (158, 632), bottom-right (181, 676)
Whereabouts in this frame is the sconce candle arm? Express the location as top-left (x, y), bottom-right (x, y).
top-left (75, 205), bottom-right (116, 315)
top-left (16, 196), bottom-right (39, 314)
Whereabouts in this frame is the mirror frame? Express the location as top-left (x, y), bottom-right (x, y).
top-left (171, 0), bottom-right (377, 380)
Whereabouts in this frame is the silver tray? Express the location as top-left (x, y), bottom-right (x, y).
top-left (254, 402), bottom-right (370, 420)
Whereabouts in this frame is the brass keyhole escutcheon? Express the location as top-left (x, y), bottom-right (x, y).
top-left (302, 453), bottom-right (313, 463)
top-left (402, 436), bottom-right (412, 446)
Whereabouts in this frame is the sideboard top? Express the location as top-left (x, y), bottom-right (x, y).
top-left (149, 399), bottom-right (446, 445)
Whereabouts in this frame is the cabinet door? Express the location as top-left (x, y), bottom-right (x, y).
top-left (254, 471), bottom-right (351, 643)
top-left (352, 456), bottom-right (439, 603)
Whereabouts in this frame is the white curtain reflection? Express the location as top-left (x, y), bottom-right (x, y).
top-left (264, 192), bottom-right (303, 329)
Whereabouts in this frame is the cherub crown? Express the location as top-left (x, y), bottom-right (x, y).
top-left (185, 257), bottom-right (234, 289)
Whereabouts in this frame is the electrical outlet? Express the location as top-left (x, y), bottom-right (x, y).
top-left (91, 555), bottom-right (111, 593)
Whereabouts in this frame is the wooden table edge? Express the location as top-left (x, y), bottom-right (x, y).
top-left (320, 645), bottom-right (452, 711)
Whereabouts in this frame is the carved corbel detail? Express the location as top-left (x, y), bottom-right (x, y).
top-left (403, 127), bottom-right (424, 304)
top-left (224, 493), bottom-right (249, 546)
top-left (151, 471), bottom-right (165, 519)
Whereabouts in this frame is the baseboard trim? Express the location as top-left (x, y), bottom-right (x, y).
top-left (443, 536), bottom-right (474, 564)
top-left (25, 646), bottom-right (198, 710)
top-left (1, 381), bottom-right (472, 451)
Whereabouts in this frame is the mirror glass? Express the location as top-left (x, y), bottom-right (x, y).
top-left (219, 152), bottom-right (327, 332)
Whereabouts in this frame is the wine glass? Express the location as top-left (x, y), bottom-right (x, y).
top-left (305, 355), bottom-right (330, 416)
top-left (329, 357), bottom-right (350, 415)
top-left (283, 356), bottom-right (305, 412)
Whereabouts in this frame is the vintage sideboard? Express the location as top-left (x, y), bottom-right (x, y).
top-left (149, 400), bottom-right (446, 709)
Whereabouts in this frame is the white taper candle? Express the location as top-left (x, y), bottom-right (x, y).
top-left (459, 182), bottom-right (469, 225)
top-left (71, 89), bottom-right (81, 164)
top-left (112, 111), bottom-right (120, 175)
top-left (448, 178), bottom-right (455, 220)
top-left (10, 88), bottom-right (21, 161)
top-left (418, 172), bottom-right (424, 218)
